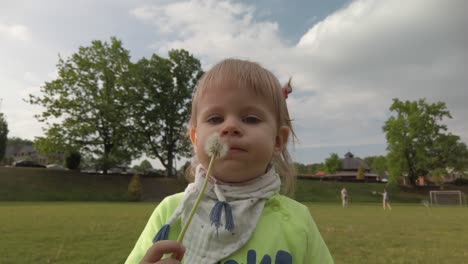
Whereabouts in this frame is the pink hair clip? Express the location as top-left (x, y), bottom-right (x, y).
top-left (282, 77), bottom-right (292, 99)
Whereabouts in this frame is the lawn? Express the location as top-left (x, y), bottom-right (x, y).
top-left (310, 203), bottom-right (468, 264)
top-left (1, 202), bottom-right (467, 263)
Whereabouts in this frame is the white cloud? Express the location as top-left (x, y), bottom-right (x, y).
top-left (132, 0), bottom-right (468, 151)
top-left (132, 0), bottom-right (285, 64)
top-left (23, 72), bottom-right (41, 84)
top-left (0, 23), bottom-right (31, 41)
top-left (292, 0), bottom-right (468, 144)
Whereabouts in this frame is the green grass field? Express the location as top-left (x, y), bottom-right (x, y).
top-left (1, 202), bottom-right (467, 264)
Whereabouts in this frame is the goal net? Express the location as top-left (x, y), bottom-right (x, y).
top-left (429, 190), bottom-right (466, 206)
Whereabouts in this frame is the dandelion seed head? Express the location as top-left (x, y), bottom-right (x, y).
top-left (204, 133), bottom-right (228, 158)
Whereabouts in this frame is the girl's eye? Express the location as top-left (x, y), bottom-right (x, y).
top-left (207, 116), bottom-right (224, 124)
top-left (243, 116), bottom-right (261, 124)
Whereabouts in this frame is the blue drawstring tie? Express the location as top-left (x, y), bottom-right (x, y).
top-left (154, 202), bottom-right (235, 243)
top-left (152, 224), bottom-right (170, 243)
top-left (210, 201), bottom-right (235, 233)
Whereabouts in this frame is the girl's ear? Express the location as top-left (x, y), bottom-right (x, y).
top-left (275, 126), bottom-right (290, 153)
top-left (190, 127), bottom-right (198, 154)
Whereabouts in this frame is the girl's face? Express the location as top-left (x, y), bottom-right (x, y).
top-left (190, 84), bottom-right (289, 183)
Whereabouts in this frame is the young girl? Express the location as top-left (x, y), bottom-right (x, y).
top-left (125, 59), bottom-right (333, 264)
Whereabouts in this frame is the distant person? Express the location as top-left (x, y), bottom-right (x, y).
top-left (379, 188), bottom-right (392, 210)
top-left (341, 187), bottom-right (348, 208)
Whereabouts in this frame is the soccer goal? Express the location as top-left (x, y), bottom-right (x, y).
top-left (429, 190), bottom-right (466, 206)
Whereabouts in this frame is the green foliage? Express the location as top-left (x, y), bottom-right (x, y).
top-left (28, 37), bottom-right (137, 173)
top-left (26, 38), bottom-right (204, 175)
top-left (0, 113), bottom-right (8, 162)
top-left (6, 137), bottom-right (33, 153)
top-left (294, 162), bottom-right (324, 174)
top-left (130, 49), bottom-right (204, 177)
top-left (383, 98), bottom-right (468, 185)
top-left (65, 151), bottom-right (81, 170)
top-left (356, 166), bottom-right (365, 180)
top-left (430, 167), bottom-right (447, 189)
top-left (127, 174), bottom-right (142, 201)
top-left (294, 162), bottom-right (306, 173)
top-left (365, 155), bottom-right (387, 176)
top-left (132, 164), bottom-right (142, 172)
top-left (324, 153), bottom-right (342, 174)
top-left (34, 129), bottom-right (68, 164)
top-left (140, 159), bottom-right (153, 172)
top-left (430, 133), bottom-right (468, 174)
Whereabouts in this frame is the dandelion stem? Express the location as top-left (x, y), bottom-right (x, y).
top-left (177, 154), bottom-right (216, 243)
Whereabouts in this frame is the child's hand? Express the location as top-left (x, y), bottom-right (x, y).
top-left (140, 240), bottom-right (185, 264)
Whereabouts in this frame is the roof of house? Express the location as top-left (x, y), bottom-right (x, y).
top-left (315, 171), bottom-right (327, 177)
top-left (5, 144), bottom-right (34, 157)
top-left (341, 152), bottom-right (370, 170)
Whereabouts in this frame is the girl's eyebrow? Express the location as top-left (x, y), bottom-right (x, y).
top-left (241, 105), bottom-right (269, 116)
top-left (199, 106), bottom-right (224, 116)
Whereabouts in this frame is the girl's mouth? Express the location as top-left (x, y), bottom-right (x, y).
top-left (227, 147), bottom-right (245, 154)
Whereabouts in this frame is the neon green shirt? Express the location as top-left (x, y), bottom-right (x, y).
top-left (125, 193), bottom-right (334, 264)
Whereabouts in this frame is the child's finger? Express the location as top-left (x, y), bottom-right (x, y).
top-left (141, 240), bottom-right (185, 263)
top-left (153, 259), bottom-right (182, 264)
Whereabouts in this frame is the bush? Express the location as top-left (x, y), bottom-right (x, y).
top-left (128, 174), bottom-right (142, 201)
top-left (453, 177), bottom-right (468, 186)
top-left (65, 151), bottom-right (81, 170)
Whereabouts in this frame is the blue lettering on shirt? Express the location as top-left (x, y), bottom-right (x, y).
top-left (223, 249), bottom-right (292, 264)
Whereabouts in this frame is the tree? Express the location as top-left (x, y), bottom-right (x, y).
top-left (294, 162), bottom-right (307, 174)
top-left (356, 165), bottom-right (365, 180)
top-left (365, 155), bottom-right (387, 177)
top-left (294, 162), bottom-right (324, 175)
top-left (128, 174), bottom-right (142, 201)
top-left (140, 159), bottom-right (153, 173)
top-left (307, 163), bottom-right (324, 174)
top-left (28, 37), bottom-right (137, 174)
top-left (324, 153), bottom-right (341, 174)
top-left (430, 133), bottom-right (468, 175)
top-left (0, 112), bottom-right (8, 163)
top-left (6, 137), bottom-right (33, 155)
top-left (33, 127), bottom-right (68, 165)
top-left (430, 167), bottom-right (447, 189)
top-left (131, 49), bottom-right (203, 177)
top-left (65, 151), bottom-right (81, 170)
top-left (383, 98), bottom-right (467, 185)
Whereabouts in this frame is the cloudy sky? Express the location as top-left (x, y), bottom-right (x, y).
top-left (1, 0), bottom-right (467, 167)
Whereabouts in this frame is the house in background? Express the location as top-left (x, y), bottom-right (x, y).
top-left (318, 152), bottom-right (381, 182)
top-left (5, 144), bottom-right (63, 165)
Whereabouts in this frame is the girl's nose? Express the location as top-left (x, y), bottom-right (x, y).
top-left (221, 117), bottom-right (242, 136)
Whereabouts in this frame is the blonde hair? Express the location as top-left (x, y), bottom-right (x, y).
top-left (188, 58), bottom-right (297, 196)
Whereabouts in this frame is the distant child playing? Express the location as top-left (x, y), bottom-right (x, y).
top-left (379, 188), bottom-right (392, 210)
top-left (125, 58), bottom-right (334, 264)
top-left (341, 187), bottom-right (348, 208)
